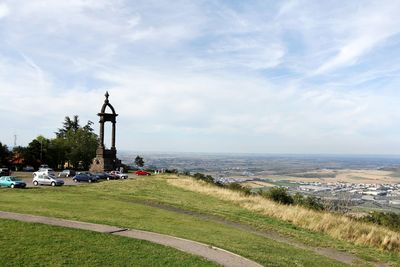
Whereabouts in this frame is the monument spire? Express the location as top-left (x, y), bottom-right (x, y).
top-left (105, 91), bottom-right (109, 103)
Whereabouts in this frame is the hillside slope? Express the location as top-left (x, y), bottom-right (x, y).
top-left (0, 173), bottom-right (399, 266)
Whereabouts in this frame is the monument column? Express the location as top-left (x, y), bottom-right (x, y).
top-left (99, 119), bottom-right (105, 147)
top-left (112, 122), bottom-right (116, 149)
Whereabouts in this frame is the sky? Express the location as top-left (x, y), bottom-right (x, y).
top-left (1, 0), bottom-right (400, 154)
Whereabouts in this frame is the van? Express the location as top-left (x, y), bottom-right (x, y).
top-left (34, 168), bottom-right (56, 177)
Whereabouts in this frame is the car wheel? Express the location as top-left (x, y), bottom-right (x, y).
top-left (73, 179), bottom-right (78, 183)
top-left (51, 182), bottom-right (56, 187)
top-left (33, 181), bottom-right (38, 186)
top-left (10, 184), bottom-right (14, 188)
top-left (88, 179), bottom-right (92, 183)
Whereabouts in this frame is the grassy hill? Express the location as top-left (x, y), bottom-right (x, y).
top-left (0, 219), bottom-right (217, 267)
top-left (0, 173), bottom-right (399, 266)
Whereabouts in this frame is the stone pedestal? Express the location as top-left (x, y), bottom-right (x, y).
top-left (90, 148), bottom-right (120, 172)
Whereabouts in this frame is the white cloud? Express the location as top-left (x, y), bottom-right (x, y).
top-left (314, 3), bottom-right (400, 74)
top-left (1, 1), bottom-right (400, 153)
top-left (0, 2), bottom-right (9, 18)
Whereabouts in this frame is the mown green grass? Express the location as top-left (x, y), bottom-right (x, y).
top-left (0, 175), bottom-right (397, 266)
top-left (0, 219), bottom-right (217, 267)
top-left (126, 176), bottom-right (400, 265)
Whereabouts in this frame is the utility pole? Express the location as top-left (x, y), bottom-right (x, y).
top-left (13, 134), bottom-right (17, 147)
top-left (40, 139), bottom-right (43, 163)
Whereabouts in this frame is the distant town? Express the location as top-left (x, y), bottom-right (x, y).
top-left (120, 152), bottom-right (400, 213)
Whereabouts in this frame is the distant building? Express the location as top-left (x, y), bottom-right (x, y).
top-left (299, 185), bottom-right (331, 192)
top-left (389, 200), bottom-right (400, 206)
top-left (362, 191), bottom-right (387, 196)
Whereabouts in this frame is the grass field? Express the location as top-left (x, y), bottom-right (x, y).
top-left (0, 219), bottom-right (217, 267)
top-left (168, 177), bottom-right (400, 251)
top-left (0, 174), bottom-right (399, 266)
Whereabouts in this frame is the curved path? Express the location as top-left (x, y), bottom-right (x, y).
top-left (0, 211), bottom-right (262, 267)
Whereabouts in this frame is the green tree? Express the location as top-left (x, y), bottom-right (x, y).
top-left (54, 117), bottom-right (98, 170)
top-left (24, 136), bottom-right (51, 168)
top-left (135, 155), bottom-right (144, 168)
top-left (56, 115), bottom-right (80, 138)
top-left (0, 142), bottom-right (11, 167)
top-left (47, 138), bottom-right (68, 169)
top-left (64, 120), bottom-right (97, 170)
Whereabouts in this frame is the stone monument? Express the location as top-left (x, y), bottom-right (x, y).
top-left (89, 91), bottom-right (121, 172)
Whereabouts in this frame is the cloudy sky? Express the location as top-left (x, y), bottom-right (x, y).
top-left (1, 0), bottom-right (400, 154)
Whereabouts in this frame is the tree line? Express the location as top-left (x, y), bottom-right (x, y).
top-left (0, 115), bottom-right (98, 170)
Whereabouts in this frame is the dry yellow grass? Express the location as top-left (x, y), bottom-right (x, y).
top-left (242, 181), bottom-right (275, 188)
top-left (167, 176), bottom-right (400, 252)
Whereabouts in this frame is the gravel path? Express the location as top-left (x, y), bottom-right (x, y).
top-left (0, 211), bottom-right (262, 267)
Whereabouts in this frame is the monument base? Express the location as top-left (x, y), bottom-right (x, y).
top-left (89, 147), bottom-right (121, 172)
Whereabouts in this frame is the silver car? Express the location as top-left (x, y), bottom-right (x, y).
top-left (33, 174), bottom-right (64, 187)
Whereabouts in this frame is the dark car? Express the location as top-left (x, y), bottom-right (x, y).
top-left (72, 173), bottom-right (98, 183)
top-left (22, 166), bottom-right (35, 172)
top-left (93, 172), bottom-right (118, 180)
top-left (0, 167), bottom-right (10, 176)
top-left (58, 169), bottom-right (76, 178)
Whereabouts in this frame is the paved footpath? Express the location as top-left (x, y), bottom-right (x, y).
top-left (0, 211), bottom-right (262, 267)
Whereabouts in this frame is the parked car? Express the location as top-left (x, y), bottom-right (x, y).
top-left (109, 170), bottom-right (128, 179)
top-left (33, 174), bottom-right (64, 187)
top-left (0, 167), bottom-right (10, 176)
top-left (93, 172), bottom-right (118, 180)
top-left (0, 176), bottom-right (26, 188)
top-left (58, 169), bottom-right (76, 178)
top-left (34, 168), bottom-right (57, 178)
top-left (135, 170), bottom-right (151, 176)
top-left (22, 166), bottom-right (35, 172)
top-left (73, 173), bottom-right (98, 183)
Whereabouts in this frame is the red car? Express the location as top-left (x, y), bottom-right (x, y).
top-left (135, 170), bottom-right (151, 176)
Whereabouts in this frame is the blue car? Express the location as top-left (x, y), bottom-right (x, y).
top-left (72, 173), bottom-right (98, 183)
top-left (0, 176), bottom-right (26, 188)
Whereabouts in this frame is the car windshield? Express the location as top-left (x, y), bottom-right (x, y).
top-left (9, 177), bottom-right (21, 181)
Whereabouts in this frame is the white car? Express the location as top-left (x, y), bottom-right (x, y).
top-left (34, 168), bottom-right (57, 178)
top-left (109, 171), bottom-right (128, 179)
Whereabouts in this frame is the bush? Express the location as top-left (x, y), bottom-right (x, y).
top-left (260, 187), bottom-right (294, 205)
top-left (192, 173), bottom-right (214, 184)
top-left (292, 193), bottom-right (324, 211)
top-left (303, 195), bottom-right (324, 211)
top-left (225, 182), bottom-right (251, 196)
top-left (165, 169), bottom-right (179, 174)
top-left (360, 211), bottom-right (400, 231)
top-left (182, 170), bottom-right (191, 176)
